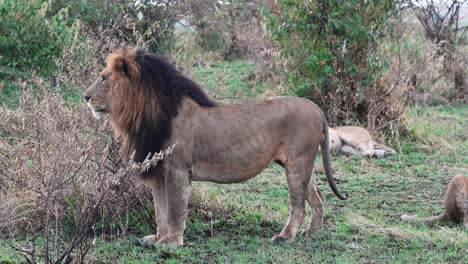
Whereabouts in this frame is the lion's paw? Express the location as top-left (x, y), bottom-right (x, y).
top-left (298, 228), bottom-right (322, 237)
top-left (158, 236), bottom-right (183, 249)
top-left (139, 235), bottom-right (158, 247)
top-left (271, 234), bottom-right (295, 243)
top-left (374, 150), bottom-right (386, 158)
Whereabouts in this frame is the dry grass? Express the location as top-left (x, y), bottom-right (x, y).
top-left (0, 86), bottom-right (151, 262)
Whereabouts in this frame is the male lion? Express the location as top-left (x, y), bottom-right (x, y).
top-left (401, 174), bottom-right (468, 228)
top-left (327, 126), bottom-right (396, 158)
top-left (84, 47), bottom-right (348, 249)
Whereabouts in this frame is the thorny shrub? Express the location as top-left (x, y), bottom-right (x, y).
top-left (0, 85), bottom-right (157, 263)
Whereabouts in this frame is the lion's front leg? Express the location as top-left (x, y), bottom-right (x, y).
top-left (140, 175), bottom-right (168, 247)
top-left (158, 169), bottom-right (191, 249)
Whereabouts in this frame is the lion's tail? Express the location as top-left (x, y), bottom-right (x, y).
top-left (321, 116), bottom-right (348, 201)
top-left (401, 213), bottom-right (448, 224)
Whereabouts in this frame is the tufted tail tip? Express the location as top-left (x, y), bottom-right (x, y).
top-left (340, 193), bottom-right (349, 201)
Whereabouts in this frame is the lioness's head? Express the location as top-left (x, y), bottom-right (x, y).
top-left (84, 47), bottom-right (142, 120)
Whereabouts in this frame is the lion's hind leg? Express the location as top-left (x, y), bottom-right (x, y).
top-left (464, 215), bottom-right (468, 229)
top-left (305, 173), bottom-right (324, 233)
top-left (272, 159), bottom-right (311, 243)
top-left (463, 189), bottom-right (467, 229)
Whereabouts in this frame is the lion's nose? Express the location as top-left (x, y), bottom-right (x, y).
top-left (84, 95), bottom-right (91, 102)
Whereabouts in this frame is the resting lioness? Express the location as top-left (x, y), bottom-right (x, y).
top-left (401, 174), bottom-right (468, 228)
top-left (327, 126), bottom-right (396, 158)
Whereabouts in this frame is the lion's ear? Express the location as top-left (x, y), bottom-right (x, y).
top-left (107, 48), bottom-right (141, 80)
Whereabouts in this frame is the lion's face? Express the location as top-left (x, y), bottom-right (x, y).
top-left (328, 129), bottom-right (343, 151)
top-left (84, 71), bottom-right (111, 120)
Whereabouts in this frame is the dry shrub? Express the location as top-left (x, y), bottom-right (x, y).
top-left (354, 13), bottom-right (468, 148)
top-left (59, 26), bottom-right (138, 91)
top-left (393, 15), bottom-right (468, 105)
top-left (366, 17), bottom-right (463, 142)
top-left (0, 85), bottom-right (151, 262)
top-left (411, 42), bottom-right (458, 105)
top-left (246, 45), bottom-right (288, 97)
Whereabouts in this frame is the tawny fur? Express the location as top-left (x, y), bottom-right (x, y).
top-left (401, 174), bottom-right (468, 228)
top-left (328, 126), bottom-right (396, 158)
top-left (84, 47), bottom-right (348, 249)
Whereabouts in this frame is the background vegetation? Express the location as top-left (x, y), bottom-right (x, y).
top-left (0, 0), bottom-right (467, 263)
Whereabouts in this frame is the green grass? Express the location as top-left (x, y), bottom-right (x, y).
top-left (1, 62), bottom-right (467, 263)
top-left (0, 83), bottom-right (22, 109)
top-left (192, 60), bottom-right (269, 100)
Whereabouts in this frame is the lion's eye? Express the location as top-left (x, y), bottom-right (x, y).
top-left (100, 76), bottom-right (106, 83)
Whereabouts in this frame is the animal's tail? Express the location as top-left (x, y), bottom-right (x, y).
top-left (400, 213), bottom-right (448, 224)
top-left (321, 116), bottom-right (348, 201)
top-left (372, 142), bottom-right (396, 154)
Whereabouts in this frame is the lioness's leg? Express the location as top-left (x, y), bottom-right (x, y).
top-left (355, 143), bottom-right (375, 157)
top-left (340, 144), bottom-right (361, 156)
top-left (306, 173), bottom-right (324, 232)
top-left (272, 161), bottom-right (310, 242)
top-left (158, 170), bottom-right (191, 249)
top-left (140, 176), bottom-right (168, 247)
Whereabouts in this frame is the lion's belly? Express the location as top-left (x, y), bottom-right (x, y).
top-left (191, 158), bottom-right (272, 183)
top-left (191, 136), bottom-right (278, 183)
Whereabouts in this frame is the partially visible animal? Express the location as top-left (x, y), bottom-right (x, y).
top-left (401, 174), bottom-right (468, 228)
top-left (83, 47), bottom-right (348, 249)
top-left (327, 126), bottom-right (396, 158)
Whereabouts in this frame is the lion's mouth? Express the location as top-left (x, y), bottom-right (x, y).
top-left (90, 108), bottom-right (107, 120)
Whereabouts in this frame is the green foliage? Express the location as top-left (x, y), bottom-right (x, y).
top-left (0, 255), bottom-right (14, 264)
top-left (264, 0), bottom-right (395, 124)
top-left (48, 0), bottom-right (124, 27)
top-left (193, 60), bottom-right (268, 100)
top-left (197, 26), bottom-right (225, 51)
top-left (48, 0), bottom-right (176, 54)
top-left (0, 0), bottom-right (80, 79)
top-left (0, 0), bottom-right (178, 109)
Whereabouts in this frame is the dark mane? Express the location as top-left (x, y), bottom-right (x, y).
top-left (135, 49), bottom-right (217, 110)
top-left (107, 47), bottom-right (216, 178)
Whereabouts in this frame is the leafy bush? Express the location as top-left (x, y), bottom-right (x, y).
top-left (264, 0), bottom-right (395, 125)
top-left (0, 0), bottom-right (80, 79)
top-left (13, 0), bottom-right (176, 56)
